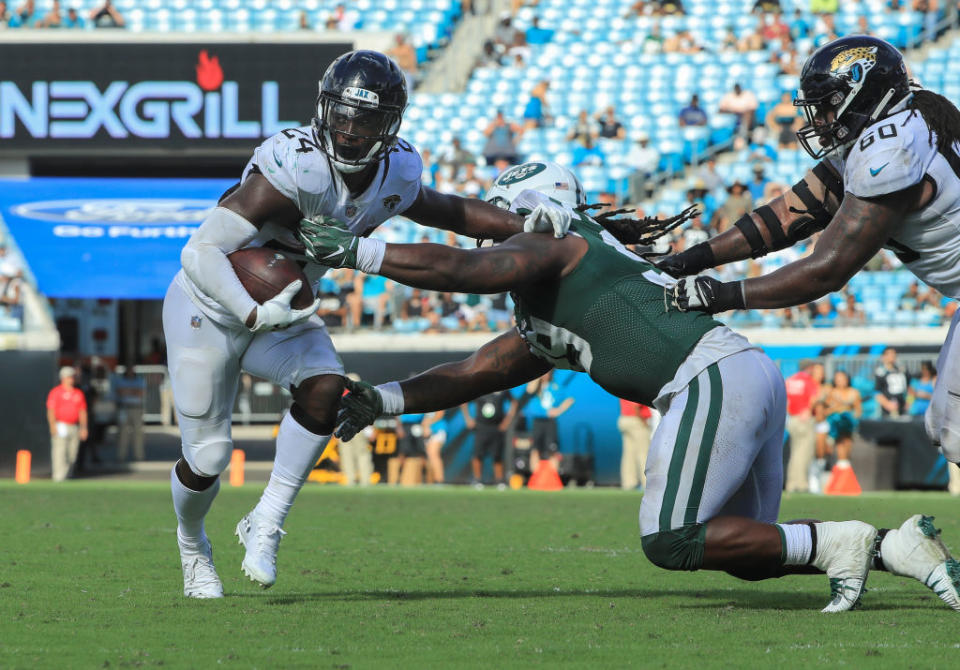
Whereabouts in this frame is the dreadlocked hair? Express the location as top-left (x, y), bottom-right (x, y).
top-left (577, 203), bottom-right (700, 249)
top-left (906, 89), bottom-right (960, 155)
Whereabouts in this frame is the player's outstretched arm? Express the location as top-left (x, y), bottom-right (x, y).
top-left (658, 162), bottom-right (844, 277)
top-left (402, 185), bottom-right (526, 242)
top-left (299, 220), bottom-right (586, 294)
top-left (337, 330), bottom-right (552, 440)
top-left (672, 187), bottom-right (917, 313)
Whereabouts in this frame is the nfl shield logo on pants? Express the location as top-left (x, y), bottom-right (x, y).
top-left (190, 315), bottom-right (202, 329)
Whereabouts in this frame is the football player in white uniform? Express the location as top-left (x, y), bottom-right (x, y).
top-left (645, 36), bottom-right (960, 604)
top-left (164, 50), bottom-right (568, 598)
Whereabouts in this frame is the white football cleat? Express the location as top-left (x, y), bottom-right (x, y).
top-left (179, 533), bottom-right (224, 599)
top-left (880, 514), bottom-right (960, 612)
top-left (812, 520), bottom-right (878, 613)
top-left (236, 509), bottom-right (286, 589)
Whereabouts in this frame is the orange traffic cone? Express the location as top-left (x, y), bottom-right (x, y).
top-left (528, 459), bottom-right (563, 490)
top-left (824, 460), bottom-right (861, 496)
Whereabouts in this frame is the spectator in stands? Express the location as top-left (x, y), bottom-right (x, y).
top-left (784, 360), bottom-right (824, 493)
top-left (297, 10), bottom-right (311, 30)
top-left (525, 16), bottom-right (553, 45)
top-left (493, 13), bottom-right (522, 50)
top-left (330, 3), bottom-right (358, 31)
top-left (682, 213), bottom-right (710, 248)
top-left (789, 8), bottom-right (810, 39)
top-left (463, 391), bottom-right (517, 489)
top-left (875, 347), bottom-right (909, 417)
top-left (719, 83), bottom-right (758, 137)
top-left (90, 0), bottom-right (123, 28)
top-left (596, 106), bottom-right (626, 140)
top-left (626, 131), bottom-right (660, 203)
top-left (456, 162), bottom-right (485, 199)
top-left (482, 110), bottom-right (521, 166)
top-left (35, 0), bottom-right (61, 27)
top-left (8, 0), bottom-right (36, 26)
top-left (745, 126), bottom-right (778, 161)
top-left (720, 180), bottom-right (752, 222)
top-left (654, 0), bottom-right (685, 15)
top-left (909, 361), bottom-right (937, 419)
top-left (477, 39), bottom-right (502, 68)
top-left (618, 400), bottom-right (653, 491)
top-left (836, 292), bottom-right (866, 326)
top-left (677, 94), bottom-right (707, 127)
top-left (388, 34), bottom-right (418, 91)
top-left (63, 5), bottom-right (83, 28)
top-left (754, 0), bottom-right (782, 12)
top-left (663, 29), bottom-right (700, 53)
top-left (739, 22), bottom-right (766, 51)
top-left (719, 27), bottom-right (739, 51)
top-left (812, 12), bottom-right (838, 47)
top-left (747, 163), bottom-right (769, 201)
top-left (763, 9), bottom-right (791, 42)
top-left (114, 365), bottom-right (146, 463)
top-left (442, 137), bottom-right (477, 173)
top-left (568, 110), bottom-right (605, 166)
top-left (899, 281), bottom-right (923, 310)
top-left (522, 80), bottom-right (551, 131)
top-left (824, 369), bottom-right (862, 471)
top-left (811, 298), bottom-right (837, 327)
top-left (695, 157), bottom-right (724, 192)
top-left (47, 366), bottom-right (88, 482)
top-left (0, 2), bottom-right (10, 28)
top-left (641, 23), bottom-right (664, 53)
top-left (857, 14), bottom-right (871, 34)
top-left (766, 91), bottom-right (802, 149)
top-left (625, 0), bottom-right (648, 16)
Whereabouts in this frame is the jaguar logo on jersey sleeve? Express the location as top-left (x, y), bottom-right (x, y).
top-left (830, 46), bottom-right (877, 83)
top-left (382, 194), bottom-right (402, 212)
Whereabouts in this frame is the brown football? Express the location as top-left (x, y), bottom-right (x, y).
top-left (227, 247), bottom-right (314, 309)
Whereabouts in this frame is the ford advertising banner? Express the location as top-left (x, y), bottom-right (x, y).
top-left (0, 177), bottom-right (233, 298)
top-left (0, 42), bottom-right (350, 153)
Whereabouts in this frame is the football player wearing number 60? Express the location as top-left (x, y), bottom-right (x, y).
top-left (164, 50), bottom-right (571, 598)
top-left (299, 161), bottom-right (960, 613)
top-left (656, 36), bottom-right (960, 509)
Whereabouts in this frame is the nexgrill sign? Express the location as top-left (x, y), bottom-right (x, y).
top-left (0, 42), bottom-right (350, 152)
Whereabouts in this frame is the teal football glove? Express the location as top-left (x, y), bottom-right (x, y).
top-left (336, 376), bottom-right (384, 442)
top-left (298, 217), bottom-right (360, 269)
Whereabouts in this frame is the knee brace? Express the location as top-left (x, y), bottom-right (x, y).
top-left (641, 524), bottom-right (707, 571)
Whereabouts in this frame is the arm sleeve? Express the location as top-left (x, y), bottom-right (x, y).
top-left (180, 207), bottom-right (260, 323)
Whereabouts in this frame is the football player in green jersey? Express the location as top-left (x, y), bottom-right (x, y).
top-left (298, 161), bottom-right (959, 613)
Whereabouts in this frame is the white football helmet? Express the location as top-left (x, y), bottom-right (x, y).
top-left (485, 161), bottom-right (586, 211)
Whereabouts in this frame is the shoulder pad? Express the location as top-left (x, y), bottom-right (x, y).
top-left (844, 110), bottom-right (937, 198)
top-left (250, 127), bottom-right (332, 207)
top-left (388, 137), bottom-right (423, 183)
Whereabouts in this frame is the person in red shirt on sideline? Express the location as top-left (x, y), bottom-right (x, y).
top-left (618, 399), bottom-right (653, 491)
top-left (784, 360), bottom-right (824, 493)
top-left (47, 366), bottom-right (89, 481)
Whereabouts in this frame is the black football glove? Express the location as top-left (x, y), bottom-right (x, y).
top-left (669, 276), bottom-right (745, 314)
top-left (655, 242), bottom-right (716, 278)
top-left (335, 376), bottom-right (384, 442)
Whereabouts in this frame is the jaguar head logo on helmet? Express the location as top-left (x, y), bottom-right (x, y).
top-left (794, 35), bottom-right (910, 159)
top-left (312, 50), bottom-right (408, 174)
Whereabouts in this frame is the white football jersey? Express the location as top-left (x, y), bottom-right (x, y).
top-left (832, 109), bottom-right (960, 297)
top-left (176, 127), bottom-right (423, 325)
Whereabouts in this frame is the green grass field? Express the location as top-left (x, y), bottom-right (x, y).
top-left (1, 482), bottom-right (958, 669)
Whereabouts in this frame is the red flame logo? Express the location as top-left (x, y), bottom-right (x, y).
top-left (196, 50), bottom-right (223, 91)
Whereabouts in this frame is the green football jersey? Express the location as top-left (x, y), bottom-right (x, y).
top-left (512, 211), bottom-right (723, 405)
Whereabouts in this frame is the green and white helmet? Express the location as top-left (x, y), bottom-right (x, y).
top-left (485, 161), bottom-right (586, 211)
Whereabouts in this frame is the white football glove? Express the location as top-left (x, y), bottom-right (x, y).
top-left (513, 189), bottom-right (573, 239)
top-left (250, 280), bottom-right (321, 333)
